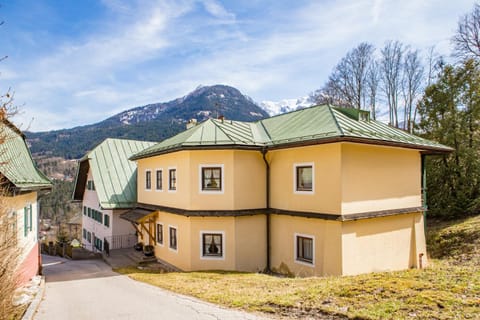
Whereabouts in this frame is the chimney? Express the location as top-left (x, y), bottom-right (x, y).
top-left (186, 118), bottom-right (197, 129)
top-left (218, 115), bottom-right (225, 123)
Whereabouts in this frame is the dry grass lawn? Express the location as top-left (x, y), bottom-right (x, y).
top-left (116, 215), bottom-right (480, 319)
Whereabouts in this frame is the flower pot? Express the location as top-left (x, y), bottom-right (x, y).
top-left (143, 245), bottom-right (154, 257)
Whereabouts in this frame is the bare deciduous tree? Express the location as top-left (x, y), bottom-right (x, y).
top-left (380, 40), bottom-right (404, 127)
top-left (316, 42), bottom-right (374, 110)
top-left (366, 59), bottom-right (380, 120)
top-left (0, 189), bottom-right (21, 316)
top-left (453, 3), bottom-right (480, 60)
top-left (0, 98), bottom-right (21, 316)
top-left (402, 49), bottom-right (424, 132)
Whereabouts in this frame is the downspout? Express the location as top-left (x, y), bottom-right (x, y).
top-left (261, 148), bottom-right (271, 273)
top-left (421, 154), bottom-right (427, 234)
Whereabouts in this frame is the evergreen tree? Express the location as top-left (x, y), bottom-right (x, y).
top-left (417, 59), bottom-right (480, 218)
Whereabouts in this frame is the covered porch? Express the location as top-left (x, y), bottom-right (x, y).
top-left (120, 208), bottom-right (157, 247)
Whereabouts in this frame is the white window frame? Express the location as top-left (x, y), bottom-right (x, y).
top-left (168, 167), bottom-right (177, 193)
top-left (168, 225), bottom-right (178, 252)
top-left (294, 233), bottom-right (315, 267)
top-left (293, 162), bottom-right (315, 194)
top-left (155, 168), bottom-right (163, 192)
top-left (145, 169), bottom-right (152, 191)
top-left (199, 231), bottom-right (225, 260)
top-left (199, 164), bottom-right (224, 194)
top-left (156, 222), bottom-right (164, 246)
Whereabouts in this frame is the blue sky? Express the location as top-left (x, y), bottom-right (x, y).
top-left (0, 0), bottom-right (475, 131)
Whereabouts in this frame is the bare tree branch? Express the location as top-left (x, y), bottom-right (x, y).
top-left (314, 42), bottom-right (374, 110)
top-left (402, 49), bottom-right (424, 132)
top-left (453, 3), bottom-right (480, 60)
top-left (380, 40), bottom-right (404, 128)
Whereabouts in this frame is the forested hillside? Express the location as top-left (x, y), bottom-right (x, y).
top-left (27, 85), bottom-right (269, 159)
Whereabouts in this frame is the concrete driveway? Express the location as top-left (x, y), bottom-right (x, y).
top-left (34, 255), bottom-right (270, 320)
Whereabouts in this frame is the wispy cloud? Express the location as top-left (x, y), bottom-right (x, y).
top-left (372, 0), bottom-right (383, 24)
top-left (200, 0), bottom-right (235, 20)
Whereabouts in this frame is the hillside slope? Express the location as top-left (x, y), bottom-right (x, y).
top-left (117, 214), bottom-right (480, 320)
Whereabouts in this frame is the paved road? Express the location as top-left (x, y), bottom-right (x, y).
top-left (35, 255), bottom-right (270, 320)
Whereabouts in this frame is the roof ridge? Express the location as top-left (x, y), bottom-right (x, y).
top-left (212, 119), bottom-right (235, 143)
top-left (328, 105), bottom-right (345, 136)
top-left (255, 103), bottom-right (326, 123)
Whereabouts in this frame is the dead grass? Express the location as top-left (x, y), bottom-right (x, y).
top-left (115, 215), bottom-right (480, 320)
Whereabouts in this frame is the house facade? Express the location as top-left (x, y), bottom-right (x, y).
top-left (72, 138), bottom-right (155, 252)
top-left (0, 117), bottom-right (52, 284)
top-left (127, 105), bottom-right (451, 276)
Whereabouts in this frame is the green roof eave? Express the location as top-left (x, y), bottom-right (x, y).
top-left (99, 201), bottom-right (138, 210)
top-left (14, 183), bottom-right (53, 192)
top-left (265, 135), bottom-right (452, 154)
top-left (130, 143), bottom-right (265, 161)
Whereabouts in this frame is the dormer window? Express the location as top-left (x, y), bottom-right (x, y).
top-left (358, 110), bottom-right (370, 121)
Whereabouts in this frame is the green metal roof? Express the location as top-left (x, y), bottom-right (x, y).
top-left (132, 119), bottom-right (270, 159)
top-left (73, 138), bottom-right (155, 209)
top-left (0, 120), bottom-right (52, 191)
top-left (131, 105), bottom-right (452, 160)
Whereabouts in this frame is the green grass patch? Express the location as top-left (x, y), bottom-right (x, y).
top-left (115, 215), bottom-right (480, 319)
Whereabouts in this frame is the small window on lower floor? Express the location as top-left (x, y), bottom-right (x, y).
top-left (201, 233), bottom-right (223, 258)
top-left (145, 170), bottom-right (152, 190)
top-left (169, 226), bottom-right (177, 250)
top-left (296, 234), bottom-right (314, 264)
top-left (157, 223), bottom-right (163, 245)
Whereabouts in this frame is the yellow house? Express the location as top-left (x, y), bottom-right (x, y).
top-left (126, 105), bottom-right (451, 276)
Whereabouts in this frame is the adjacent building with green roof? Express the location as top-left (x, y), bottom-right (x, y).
top-left (0, 120), bottom-right (52, 192)
top-left (0, 118), bottom-right (52, 284)
top-left (126, 104), bottom-right (451, 277)
top-left (72, 138), bottom-right (155, 252)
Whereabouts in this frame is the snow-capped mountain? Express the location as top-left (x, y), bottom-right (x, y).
top-left (260, 96), bottom-right (314, 116)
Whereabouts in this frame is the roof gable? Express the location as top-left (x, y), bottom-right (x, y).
top-left (73, 138), bottom-right (155, 209)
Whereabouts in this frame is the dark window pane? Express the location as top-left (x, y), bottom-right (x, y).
top-left (202, 233), bottom-right (223, 257)
top-left (296, 166), bottom-right (313, 191)
top-left (157, 224), bottom-right (163, 244)
top-left (146, 171), bottom-right (152, 189)
top-left (169, 227), bottom-right (177, 249)
top-left (156, 170), bottom-right (162, 190)
top-left (169, 169), bottom-right (177, 190)
top-left (202, 167), bottom-right (222, 191)
top-left (297, 236), bottom-right (313, 263)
